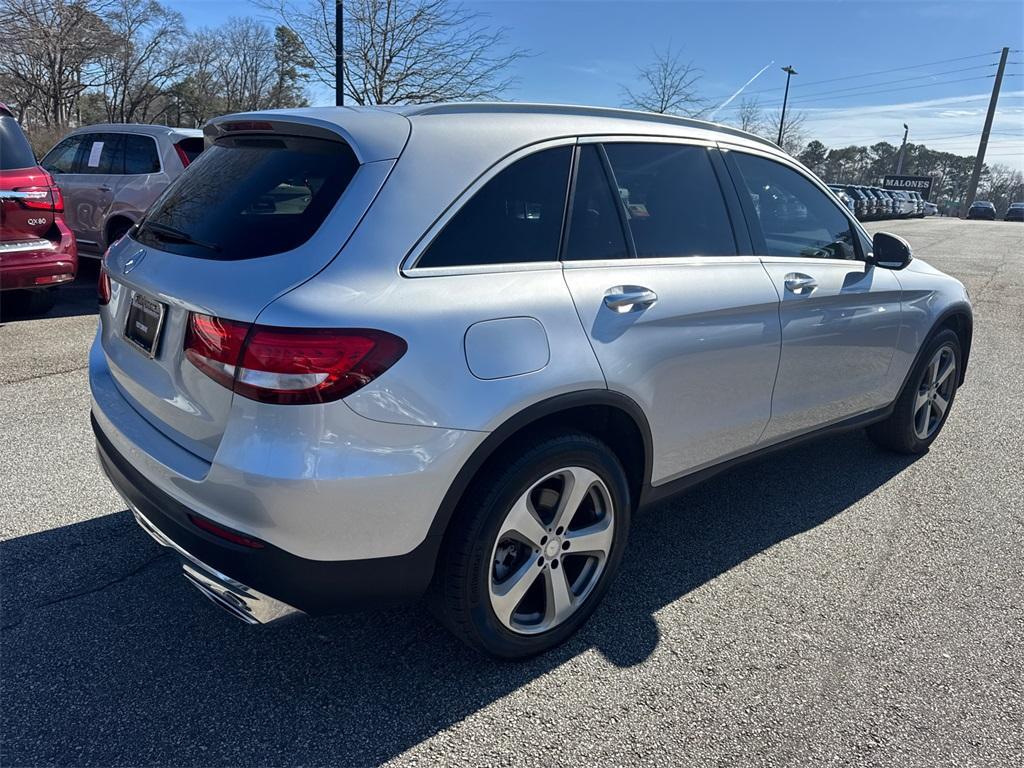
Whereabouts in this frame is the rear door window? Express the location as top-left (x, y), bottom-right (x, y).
top-left (603, 143), bottom-right (737, 258)
top-left (416, 146), bottom-right (572, 268)
top-left (123, 134), bottom-right (161, 174)
top-left (78, 133), bottom-right (124, 174)
top-left (564, 145), bottom-right (630, 261)
top-left (0, 115), bottom-right (37, 170)
top-left (134, 134), bottom-right (359, 260)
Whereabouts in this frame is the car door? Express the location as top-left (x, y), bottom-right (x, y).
top-left (40, 133), bottom-right (90, 238)
top-left (73, 132), bottom-right (126, 249)
top-left (561, 139), bottom-right (782, 484)
top-left (722, 148), bottom-right (902, 442)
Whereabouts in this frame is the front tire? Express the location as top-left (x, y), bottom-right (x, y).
top-left (432, 432), bottom-right (631, 659)
top-left (868, 328), bottom-right (961, 454)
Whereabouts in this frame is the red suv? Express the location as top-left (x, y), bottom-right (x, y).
top-left (0, 103), bottom-right (77, 313)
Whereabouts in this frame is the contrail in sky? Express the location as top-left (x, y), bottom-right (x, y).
top-left (709, 61), bottom-right (775, 120)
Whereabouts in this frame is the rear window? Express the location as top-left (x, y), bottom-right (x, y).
top-left (0, 115), bottom-right (37, 170)
top-left (135, 135), bottom-right (359, 260)
top-left (175, 137), bottom-right (204, 164)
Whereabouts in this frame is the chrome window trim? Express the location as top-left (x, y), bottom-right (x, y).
top-left (717, 140), bottom-right (872, 261)
top-left (562, 254), bottom-right (762, 269)
top-left (577, 133), bottom-right (719, 150)
top-left (401, 136), bottom-right (579, 277)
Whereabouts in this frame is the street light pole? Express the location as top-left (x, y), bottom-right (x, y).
top-left (961, 46), bottom-right (1009, 217)
top-left (777, 65), bottom-right (798, 148)
top-left (895, 123), bottom-right (909, 175)
top-left (335, 1), bottom-right (344, 107)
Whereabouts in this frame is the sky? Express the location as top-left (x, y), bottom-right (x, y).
top-left (166, 0), bottom-right (1024, 171)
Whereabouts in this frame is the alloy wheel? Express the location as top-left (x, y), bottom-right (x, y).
top-left (488, 466), bottom-right (615, 635)
top-left (914, 344), bottom-right (957, 440)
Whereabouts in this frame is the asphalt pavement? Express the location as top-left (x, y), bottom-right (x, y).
top-left (1, 219), bottom-right (1022, 767)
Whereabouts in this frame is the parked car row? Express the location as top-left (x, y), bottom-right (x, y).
top-left (830, 183), bottom-right (927, 221)
top-left (968, 200), bottom-right (1024, 221)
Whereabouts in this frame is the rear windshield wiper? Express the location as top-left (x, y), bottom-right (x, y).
top-left (142, 221), bottom-right (221, 252)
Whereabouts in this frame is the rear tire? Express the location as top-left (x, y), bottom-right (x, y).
top-left (431, 432), bottom-right (631, 659)
top-left (868, 328), bottom-right (961, 454)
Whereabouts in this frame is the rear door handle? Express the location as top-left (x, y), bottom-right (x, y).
top-left (603, 286), bottom-right (658, 312)
top-left (97, 185), bottom-right (112, 192)
top-left (784, 273), bottom-right (818, 294)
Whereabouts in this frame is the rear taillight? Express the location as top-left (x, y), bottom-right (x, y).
top-left (98, 266), bottom-right (111, 305)
top-left (50, 185), bottom-right (64, 213)
top-left (13, 186), bottom-right (53, 210)
top-left (173, 142), bottom-right (192, 168)
top-left (184, 313), bottom-right (407, 405)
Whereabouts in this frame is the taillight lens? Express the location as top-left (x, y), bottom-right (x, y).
top-left (50, 185), bottom-right (64, 213)
top-left (173, 142), bottom-right (192, 168)
top-left (184, 313), bottom-right (407, 405)
top-left (98, 266), bottom-right (112, 305)
top-left (13, 186), bottom-right (53, 210)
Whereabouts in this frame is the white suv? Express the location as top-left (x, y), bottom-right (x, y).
top-left (91, 104), bottom-right (972, 658)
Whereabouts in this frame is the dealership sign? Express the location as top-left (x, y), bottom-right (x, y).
top-left (883, 175), bottom-right (934, 200)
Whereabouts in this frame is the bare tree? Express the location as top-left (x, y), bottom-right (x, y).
top-left (620, 44), bottom-right (705, 116)
top-left (768, 106), bottom-right (808, 155)
top-left (98, 0), bottom-right (188, 123)
top-left (736, 97), bottom-right (767, 134)
top-left (0, 0), bottom-right (113, 127)
top-left (252, 0), bottom-right (526, 104)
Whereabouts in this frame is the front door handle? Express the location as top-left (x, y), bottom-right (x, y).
top-left (784, 273), bottom-right (818, 294)
top-left (603, 286), bottom-right (658, 313)
top-left (97, 185), bottom-right (112, 192)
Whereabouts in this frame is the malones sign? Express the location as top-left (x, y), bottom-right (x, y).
top-left (883, 175), bottom-right (934, 200)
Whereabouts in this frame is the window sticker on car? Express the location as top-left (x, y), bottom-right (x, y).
top-left (87, 141), bottom-right (105, 167)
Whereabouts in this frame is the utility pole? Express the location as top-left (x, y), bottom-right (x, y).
top-left (895, 123), bottom-right (909, 174)
top-left (777, 65), bottom-right (798, 148)
top-left (961, 46), bottom-right (1009, 216)
top-left (335, 1), bottom-right (344, 107)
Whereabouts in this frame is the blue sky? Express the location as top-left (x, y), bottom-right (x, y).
top-left (167, 0), bottom-right (1024, 169)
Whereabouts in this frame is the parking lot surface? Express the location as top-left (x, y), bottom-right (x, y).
top-left (2, 218), bottom-right (1022, 767)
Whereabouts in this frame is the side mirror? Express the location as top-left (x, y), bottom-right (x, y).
top-left (869, 231), bottom-right (913, 270)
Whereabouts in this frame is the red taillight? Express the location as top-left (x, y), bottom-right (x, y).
top-left (173, 142), bottom-right (191, 168)
top-left (50, 185), bottom-right (64, 213)
top-left (183, 313), bottom-right (407, 405)
top-left (98, 266), bottom-right (112, 305)
top-left (188, 514), bottom-right (265, 548)
top-left (13, 186), bottom-right (53, 210)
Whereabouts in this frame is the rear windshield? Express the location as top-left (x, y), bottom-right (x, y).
top-left (0, 115), bottom-right (38, 170)
top-left (176, 137), bottom-right (204, 164)
top-left (135, 135), bottom-right (358, 260)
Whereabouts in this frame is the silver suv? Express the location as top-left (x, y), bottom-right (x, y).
top-left (41, 123), bottom-right (203, 256)
top-left (91, 104), bottom-right (972, 658)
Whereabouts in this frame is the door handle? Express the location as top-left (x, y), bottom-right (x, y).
top-left (603, 286), bottom-right (658, 313)
top-left (784, 273), bottom-right (818, 294)
top-left (97, 185), bottom-right (112, 192)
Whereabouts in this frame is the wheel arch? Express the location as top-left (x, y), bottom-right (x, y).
top-left (104, 214), bottom-right (136, 250)
top-left (425, 390), bottom-right (653, 556)
top-left (935, 305), bottom-right (972, 385)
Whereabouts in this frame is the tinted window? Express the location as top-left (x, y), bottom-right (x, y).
top-left (417, 146), bottom-right (572, 268)
top-left (565, 145), bottom-right (629, 261)
top-left (123, 134), bottom-right (161, 174)
top-left (0, 115), bottom-right (37, 170)
top-left (731, 152), bottom-right (858, 260)
top-left (176, 137), bottom-right (204, 164)
top-left (41, 136), bottom-right (84, 174)
top-left (604, 143), bottom-right (736, 258)
top-left (135, 135), bottom-right (359, 260)
top-left (77, 133), bottom-right (124, 175)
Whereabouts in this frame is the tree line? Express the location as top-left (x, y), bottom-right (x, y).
top-left (2, 0), bottom-right (1019, 210)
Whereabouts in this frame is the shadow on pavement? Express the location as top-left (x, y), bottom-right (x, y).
top-left (1, 430), bottom-right (918, 766)
top-left (0, 258), bottom-right (100, 323)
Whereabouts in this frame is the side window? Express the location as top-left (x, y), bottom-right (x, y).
top-left (78, 133), bottom-right (124, 175)
top-left (564, 145), bottom-right (630, 261)
top-left (417, 146), bottom-right (571, 268)
top-left (603, 143), bottom-right (737, 258)
top-left (41, 136), bottom-right (85, 174)
top-left (731, 152), bottom-right (858, 260)
top-left (123, 134), bottom-right (161, 174)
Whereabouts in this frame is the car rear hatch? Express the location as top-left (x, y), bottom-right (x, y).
top-left (0, 113), bottom-right (60, 251)
top-left (99, 110), bottom-right (410, 462)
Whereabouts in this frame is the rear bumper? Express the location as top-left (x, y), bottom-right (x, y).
top-left (0, 220), bottom-right (77, 290)
top-left (93, 413), bottom-right (442, 617)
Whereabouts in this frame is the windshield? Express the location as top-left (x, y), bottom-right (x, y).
top-left (135, 134), bottom-right (359, 260)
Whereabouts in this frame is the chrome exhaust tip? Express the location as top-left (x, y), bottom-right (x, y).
top-left (182, 564), bottom-right (261, 625)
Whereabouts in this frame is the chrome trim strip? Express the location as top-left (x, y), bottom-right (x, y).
top-left (127, 501), bottom-right (302, 625)
top-left (0, 238), bottom-right (54, 254)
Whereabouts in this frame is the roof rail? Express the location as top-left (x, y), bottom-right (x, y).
top-left (404, 102), bottom-right (780, 150)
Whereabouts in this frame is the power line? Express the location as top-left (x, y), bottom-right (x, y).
top-left (704, 50), bottom-right (1001, 103)
top-left (785, 76), bottom-right (993, 107)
